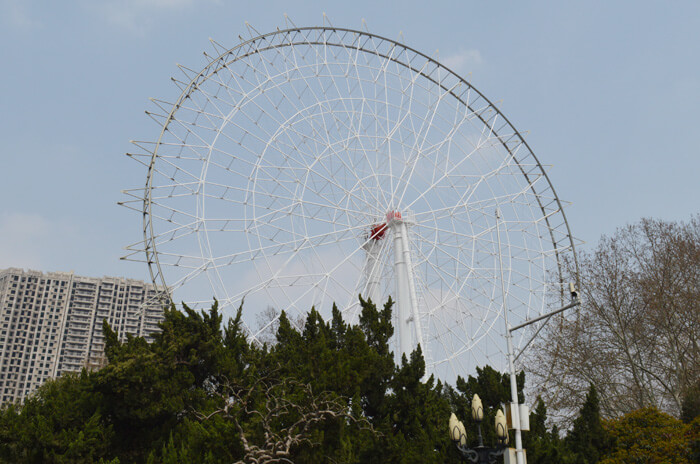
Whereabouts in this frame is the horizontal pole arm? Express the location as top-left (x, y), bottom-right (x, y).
top-left (509, 299), bottom-right (581, 333)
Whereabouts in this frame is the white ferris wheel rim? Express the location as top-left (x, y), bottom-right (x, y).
top-left (124, 26), bottom-right (578, 380)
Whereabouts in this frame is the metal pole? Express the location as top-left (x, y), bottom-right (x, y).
top-left (391, 213), bottom-right (415, 358)
top-left (363, 239), bottom-right (382, 305)
top-left (495, 209), bottom-right (524, 464)
top-left (506, 326), bottom-right (524, 464)
top-left (399, 217), bottom-right (424, 353)
top-left (510, 300), bottom-right (580, 332)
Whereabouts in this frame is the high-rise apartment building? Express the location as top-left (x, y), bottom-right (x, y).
top-left (0, 268), bottom-right (166, 405)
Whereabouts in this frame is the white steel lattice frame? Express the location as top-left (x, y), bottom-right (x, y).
top-left (122, 25), bottom-right (578, 380)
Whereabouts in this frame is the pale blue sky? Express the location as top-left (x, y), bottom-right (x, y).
top-left (1, 0), bottom-right (698, 282)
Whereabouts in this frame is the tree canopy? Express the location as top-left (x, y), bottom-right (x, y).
top-left (1, 294), bottom-right (697, 463)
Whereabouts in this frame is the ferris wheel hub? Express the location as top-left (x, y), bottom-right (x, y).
top-left (386, 210), bottom-right (402, 223)
top-left (366, 211), bottom-right (415, 242)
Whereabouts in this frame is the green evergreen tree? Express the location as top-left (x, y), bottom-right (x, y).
top-left (0, 372), bottom-right (112, 464)
top-left (565, 385), bottom-right (610, 464)
top-left (523, 397), bottom-right (569, 464)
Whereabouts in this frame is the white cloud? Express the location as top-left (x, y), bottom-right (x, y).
top-left (1, 0), bottom-right (41, 28)
top-left (441, 49), bottom-right (483, 75)
top-left (87, 0), bottom-right (206, 34)
top-left (140, 0), bottom-right (196, 7)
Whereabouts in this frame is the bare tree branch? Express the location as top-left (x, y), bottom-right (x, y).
top-left (192, 373), bottom-right (374, 463)
top-left (527, 216), bottom-right (700, 425)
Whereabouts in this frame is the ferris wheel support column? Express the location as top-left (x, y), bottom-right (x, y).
top-left (388, 212), bottom-right (424, 359)
top-left (363, 241), bottom-right (382, 306)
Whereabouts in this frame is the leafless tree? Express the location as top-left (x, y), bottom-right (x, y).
top-left (528, 216), bottom-right (700, 424)
top-left (253, 306), bottom-right (308, 347)
top-left (194, 375), bottom-right (372, 464)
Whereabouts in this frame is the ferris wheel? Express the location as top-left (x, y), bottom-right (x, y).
top-left (123, 22), bottom-right (577, 380)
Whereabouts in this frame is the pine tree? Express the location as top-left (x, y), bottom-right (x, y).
top-left (565, 385), bottom-right (610, 463)
top-left (523, 397), bottom-right (569, 464)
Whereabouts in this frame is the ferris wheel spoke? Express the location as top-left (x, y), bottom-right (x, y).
top-left (393, 80), bottom-right (463, 207)
top-left (172, 100), bottom-right (230, 132)
top-left (295, 98), bottom-right (389, 212)
top-left (212, 57), bottom-right (287, 118)
top-left (159, 257), bottom-right (216, 289)
top-left (411, 171), bottom-right (544, 224)
top-left (147, 203), bottom-right (200, 223)
top-left (410, 243), bottom-right (475, 288)
top-left (427, 312), bottom-right (473, 361)
top-left (231, 98), bottom-right (389, 216)
top-left (397, 112), bottom-right (465, 188)
top-left (194, 64), bottom-right (344, 157)
top-left (314, 146), bottom-right (386, 216)
top-left (401, 134), bottom-right (508, 212)
top-left (413, 270), bottom-right (474, 360)
top-left (408, 238), bottom-right (473, 311)
top-left (340, 38), bottom-right (400, 207)
top-left (254, 227), bottom-right (376, 313)
top-left (160, 102), bottom-right (226, 149)
top-left (147, 180), bottom-right (200, 196)
top-left (207, 222), bottom-right (368, 266)
top-left (149, 220), bottom-right (203, 245)
top-left (242, 181), bottom-right (375, 222)
top-left (195, 83), bottom-right (285, 147)
top-left (274, 135), bottom-right (385, 215)
top-left (376, 40), bottom-right (401, 209)
top-left (149, 149), bottom-right (208, 184)
top-left (153, 141), bottom-right (214, 154)
top-left (337, 107), bottom-right (394, 209)
top-left (150, 250), bottom-right (209, 268)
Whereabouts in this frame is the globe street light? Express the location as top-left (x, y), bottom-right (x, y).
top-left (449, 394), bottom-right (508, 463)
